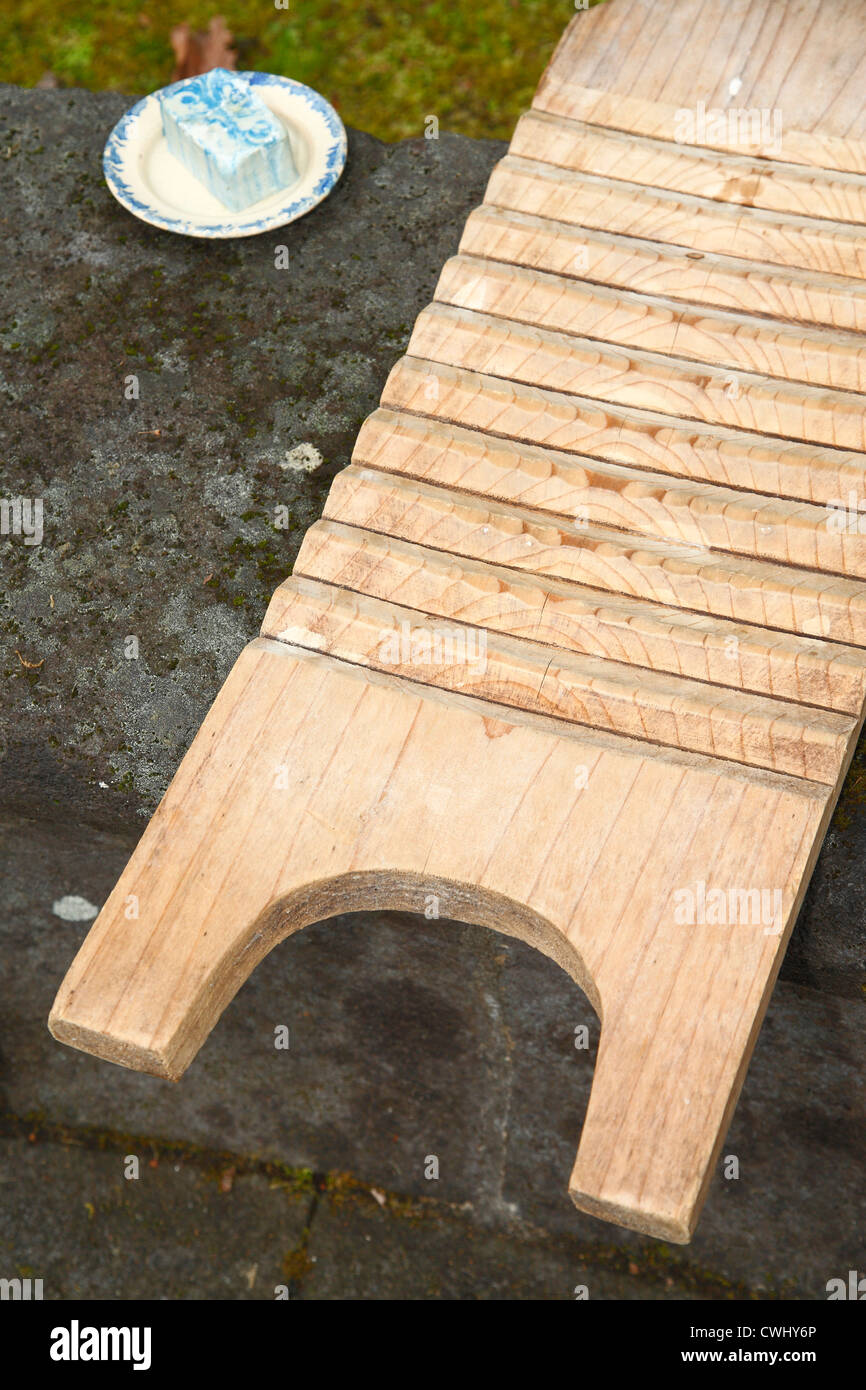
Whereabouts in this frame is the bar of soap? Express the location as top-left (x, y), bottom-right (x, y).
top-left (159, 69), bottom-right (297, 212)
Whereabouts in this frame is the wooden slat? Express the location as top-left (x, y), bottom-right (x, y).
top-left (408, 303), bottom-right (866, 450)
top-left (437, 254), bottom-right (866, 393)
top-left (381, 355), bottom-right (866, 506)
top-left (352, 409), bottom-right (866, 579)
top-left (512, 110), bottom-right (866, 224)
top-left (460, 206), bottom-right (866, 333)
top-left (326, 464), bottom-right (866, 647)
top-left (534, 77), bottom-right (866, 175)
top-left (488, 156), bottom-right (866, 279)
top-left (295, 518), bottom-right (866, 713)
top-left (262, 575), bottom-right (854, 782)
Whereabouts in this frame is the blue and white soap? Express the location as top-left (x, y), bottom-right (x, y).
top-left (159, 69), bottom-right (297, 212)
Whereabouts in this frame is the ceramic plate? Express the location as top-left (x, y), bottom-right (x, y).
top-left (103, 72), bottom-right (347, 238)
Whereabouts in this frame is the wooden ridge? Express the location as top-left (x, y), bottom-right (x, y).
top-left (407, 302), bottom-right (866, 450)
top-left (436, 254), bottom-right (866, 393)
top-left (380, 356), bottom-right (866, 506)
top-left (534, 78), bottom-right (866, 176)
top-left (348, 411), bottom-right (866, 579)
top-left (487, 156), bottom-right (866, 279)
top-left (323, 462), bottom-right (866, 648)
top-left (512, 110), bottom-right (866, 225)
top-left (460, 207), bottom-right (866, 333)
top-left (293, 519), bottom-right (866, 714)
top-left (261, 574), bottom-right (854, 783)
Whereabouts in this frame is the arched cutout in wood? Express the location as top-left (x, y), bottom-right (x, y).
top-left (49, 641), bottom-right (824, 1244)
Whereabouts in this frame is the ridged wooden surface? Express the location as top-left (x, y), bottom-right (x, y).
top-left (272, 1), bottom-right (866, 788)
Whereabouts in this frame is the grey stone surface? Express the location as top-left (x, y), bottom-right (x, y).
top-left (0, 84), bottom-right (864, 1299)
top-left (0, 82), bottom-right (505, 832)
top-left (0, 1131), bottom-right (732, 1301)
top-left (300, 1197), bottom-right (723, 1301)
top-left (0, 1135), bottom-right (312, 1299)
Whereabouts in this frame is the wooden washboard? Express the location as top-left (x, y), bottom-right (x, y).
top-left (49, 0), bottom-right (866, 1242)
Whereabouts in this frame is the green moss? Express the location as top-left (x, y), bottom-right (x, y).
top-left (0, 0), bottom-right (605, 143)
top-left (108, 768), bottom-right (136, 793)
top-left (281, 1239), bottom-right (314, 1285)
top-left (2, 1111), bottom-right (319, 1203)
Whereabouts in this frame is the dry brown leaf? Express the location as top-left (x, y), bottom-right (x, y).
top-left (170, 16), bottom-right (237, 82)
top-left (15, 650), bottom-right (44, 670)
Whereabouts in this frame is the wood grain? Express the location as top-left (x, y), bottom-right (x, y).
top-left (381, 356), bottom-right (866, 506)
top-left (535, 1), bottom-right (866, 172)
top-left (294, 520), bottom-right (866, 713)
top-left (512, 110), bottom-right (866, 224)
top-left (325, 461), bottom-right (866, 647)
top-left (48, 638), bottom-right (832, 1241)
top-left (460, 206), bottom-right (866, 333)
top-left (437, 254), bottom-right (866, 392)
top-left (487, 156), bottom-right (866, 280)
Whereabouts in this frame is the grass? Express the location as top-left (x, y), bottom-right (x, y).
top-left (0, 1), bottom-right (603, 142)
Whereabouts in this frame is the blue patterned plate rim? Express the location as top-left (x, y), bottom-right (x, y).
top-left (103, 71), bottom-right (347, 239)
